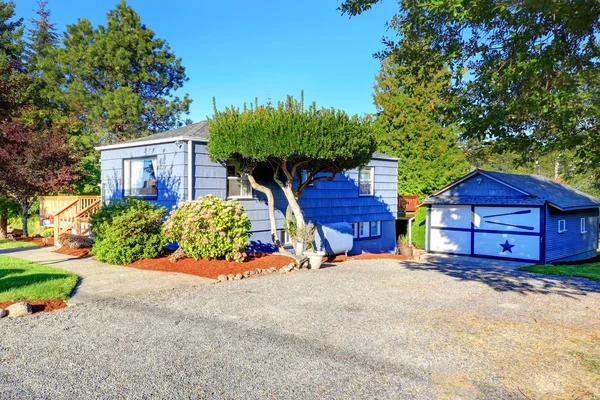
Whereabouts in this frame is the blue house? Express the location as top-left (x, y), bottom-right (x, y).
top-left (96, 121), bottom-right (399, 254)
top-left (423, 169), bottom-right (600, 263)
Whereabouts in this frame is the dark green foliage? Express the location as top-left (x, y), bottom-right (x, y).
top-left (412, 206), bottom-right (426, 250)
top-left (90, 199), bottom-right (167, 265)
top-left (46, 0), bottom-right (191, 144)
top-left (340, 0), bottom-right (600, 175)
top-left (374, 52), bottom-right (469, 200)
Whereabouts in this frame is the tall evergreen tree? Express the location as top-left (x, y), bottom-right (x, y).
top-left (374, 52), bottom-right (469, 200)
top-left (46, 0), bottom-right (191, 144)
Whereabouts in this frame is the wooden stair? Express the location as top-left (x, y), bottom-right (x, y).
top-left (42, 196), bottom-right (101, 246)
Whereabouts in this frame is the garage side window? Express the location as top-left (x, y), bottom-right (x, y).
top-left (581, 218), bottom-right (587, 234)
top-left (123, 157), bottom-right (157, 198)
top-left (227, 162), bottom-right (252, 199)
top-left (558, 219), bottom-right (566, 233)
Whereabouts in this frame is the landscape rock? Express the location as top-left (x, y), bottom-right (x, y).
top-left (234, 273), bottom-right (243, 280)
top-left (217, 275), bottom-right (228, 282)
top-left (0, 309), bottom-right (7, 318)
top-left (6, 302), bottom-right (32, 318)
top-left (288, 262), bottom-right (295, 268)
top-left (248, 270), bottom-right (256, 276)
top-left (227, 274), bottom-right (235, 281)
top-left (281, 265), bottom-right (293, 273)
top-left (269, 267), bottom-right (277, 273)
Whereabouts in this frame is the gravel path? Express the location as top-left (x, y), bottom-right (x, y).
top-left (2, 258), bottom-right (599, 399)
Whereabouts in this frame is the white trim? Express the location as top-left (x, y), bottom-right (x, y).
top-left (187, 140), bottom-right (193, 201)
top-left (358, 166), bottom-right (375, 196)
top-left (95, 136), bottom-right (208, 151)
top-left (558, 219), bottom-right (567, 233)
top-left (580, 218), bottom-right (587, 234)
top-left (478, 171), bottom-right (531, 196)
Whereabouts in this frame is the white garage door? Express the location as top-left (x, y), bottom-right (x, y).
top-left (428, 205), bottom-right (542, 262)
top-left (429, 205), bottom-right (472, 255)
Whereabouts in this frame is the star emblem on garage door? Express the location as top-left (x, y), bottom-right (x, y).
top-left (499, 240), bottom-right (515, 253)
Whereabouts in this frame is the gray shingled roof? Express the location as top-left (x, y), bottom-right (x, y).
top-left (372, 152), bottom-right (400, 161)
top-left (482, 170), bottom-right (600, 210)
top-left (424, 169), bottom-right (600, 210)
top-left (124, 120), bottom-right (210, 144)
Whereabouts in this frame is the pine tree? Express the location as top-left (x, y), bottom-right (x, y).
top-left (373, 53), bottom-right (469, 200)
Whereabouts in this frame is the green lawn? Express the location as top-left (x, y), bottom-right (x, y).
top-left (518, 263), bottom-right (600, 282)
top-left (0, 239), bottom-right (39, 249)
top-left (0, 255), bottom-right (78, 302)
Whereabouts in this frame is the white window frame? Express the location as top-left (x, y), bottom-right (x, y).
top-left (558, 219), bottom-right (566, 233)
top-left (283, 229), bottom-right (292, 245)
top-left (123, 157), bottom-right (158, 198)
top-left (359, 222), bottom-right (370, 238)
top-left (580, 218), bottom-right (587, 234)
top-left (226, 162), bottom-right (253, 199)
top-left (370, 221), bottom-right (381, 237)
top-left (358, 166), bottom-right (374, 196)
top-left (350, 223), bottom-right (359, 238)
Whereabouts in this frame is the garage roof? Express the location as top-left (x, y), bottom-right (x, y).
top-left (424, 170), bottom-right (600, 211)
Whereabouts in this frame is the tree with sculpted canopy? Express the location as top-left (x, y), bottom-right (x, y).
top-left (207, 94), bottom-right (377, 253)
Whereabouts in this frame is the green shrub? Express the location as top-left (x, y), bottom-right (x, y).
top-left (412, 206), bottom-right (427, 250)
top-left (164, 195), bottom-right (251, 262)
top-left (90, 199), bottom-right (167, 265)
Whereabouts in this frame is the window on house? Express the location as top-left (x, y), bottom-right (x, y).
top-left (227, 162), bottom-right (252, 198)
top-left (350, 223), bottom-right (359, 238)
top-left (283, 229), bottom-right (292, 245)
top-left (581, 218), bottom-right (587, 234)
top-left (358, 166), bottom-right (374, 196)
top-left (300, 170), bottom-right (314, 187)
top-left (359, 222), bottom-right (371, 238)
top-left (558, 219), bottom-right (566, 233)
top-left (123, 157), bottom-right (157, 198)
top-left (370, 221), bottom-right (381, 237)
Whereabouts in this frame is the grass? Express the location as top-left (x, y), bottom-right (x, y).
top-left (0, 239), bottom-right (39, 249)
top-left (517, 263), bottom-right (600, 282)
top-left (0, 255), bottom-right (78, 302)
top-left (569, 350), bottom-right (600, 374)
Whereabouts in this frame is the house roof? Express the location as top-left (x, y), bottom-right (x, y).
top-left (95, 121), bottom-right (210, 150)
top-left (95, 121), bottom-right (399, 161)
top-left (424, 169), bottom-right (600, 211)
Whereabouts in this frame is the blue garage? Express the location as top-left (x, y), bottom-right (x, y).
top-left (423, 170), bottom-right (600, 264)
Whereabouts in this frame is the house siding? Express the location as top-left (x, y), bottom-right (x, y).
top-left (439, 175), bottom-right (525, 197)
top-left (545, 207), bottom-right (599, 262)
top-left (100, 142), bottom-right (188, 210)
top-left (101, 142), bottom-right (398, 255)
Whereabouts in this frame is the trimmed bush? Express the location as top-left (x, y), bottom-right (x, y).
top-left (59, 234), bottom-right (93, 249)
top-left (164, 195), bottom-right (251, 262)
top-left (90, 199), bottom-right (167, 265)
top-left (41, 228), bottom-right (54, 239)
top-left (412, 206), bottom-right (426, 250)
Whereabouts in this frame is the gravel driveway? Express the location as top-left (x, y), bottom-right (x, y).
top-left (2, 258), bottom-right (599, 399)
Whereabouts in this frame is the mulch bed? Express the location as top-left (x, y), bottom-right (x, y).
top-left (53, 247), bottom-right (90, 257)
top-left (0, 299), bottom-right (67, 314)
top-left (126, 253), bottom-right (298, 279)
top-left (327, 253), bottom-right (412, 263)
top-left (10, 237), bottom-right (54, 246)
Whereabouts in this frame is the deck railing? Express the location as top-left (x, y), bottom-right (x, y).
top-left (398, 195), bottom-right (419, 214)
top-left (40, 195), bottom-right (101, 246)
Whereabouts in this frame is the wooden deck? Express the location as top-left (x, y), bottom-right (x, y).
top-left (39, 196), bottom-right (101, 246)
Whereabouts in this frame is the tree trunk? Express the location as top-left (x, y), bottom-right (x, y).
top-left (0, 213), bottom-right (7, 239)
top-left (20, 200), bottom-right (30, 237)
top-left (245, 173), bottom-right (285, 252)
top-left (554, 159), bottom-right (560, 181)
top-left (277, 182), bottom-right (306, 255)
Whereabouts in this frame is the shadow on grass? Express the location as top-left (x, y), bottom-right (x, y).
top-left (403, 259), bottom-right (600, 298)
top-left (0, 269), bottom-right (26, 279)
top-left (0, 273), bottom-right (73, 293)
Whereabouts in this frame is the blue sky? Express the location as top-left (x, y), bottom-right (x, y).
top-left (15, 0), bottom-right (397, 123)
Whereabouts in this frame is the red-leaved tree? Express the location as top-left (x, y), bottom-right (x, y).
top-left (0, 119), bottom-right (78, 236)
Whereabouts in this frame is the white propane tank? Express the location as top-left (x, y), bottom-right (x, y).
top-left (314, 222), bottom-right (354, 255)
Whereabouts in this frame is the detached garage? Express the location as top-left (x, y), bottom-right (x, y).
top-left (423, 170), bottom-right (600, 264)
